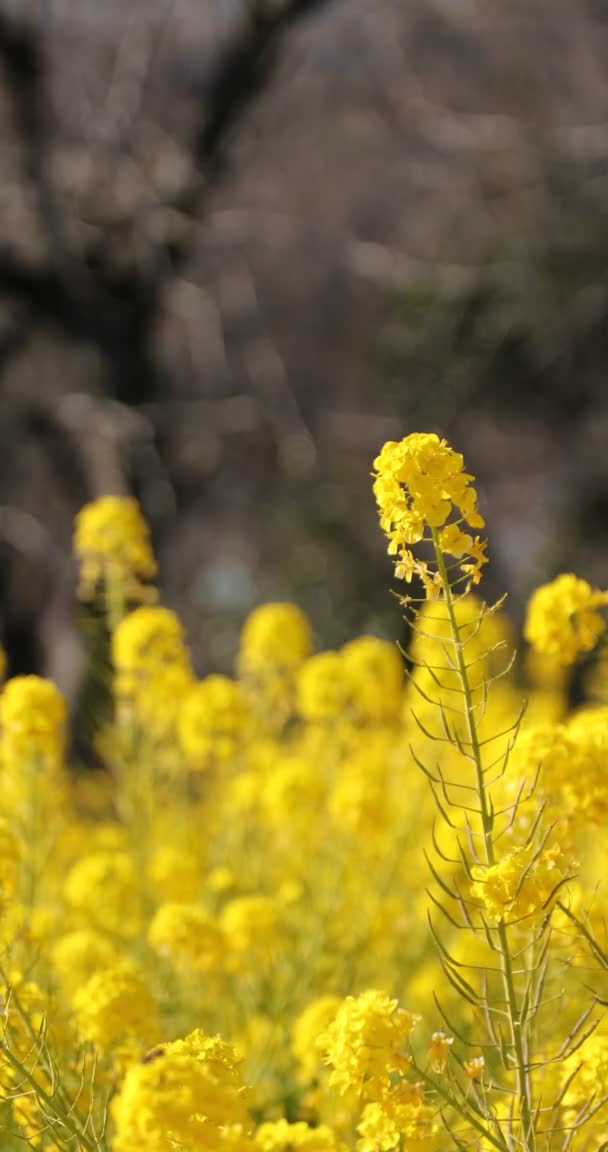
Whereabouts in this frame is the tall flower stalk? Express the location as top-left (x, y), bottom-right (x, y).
top-left (372, 433), bottom-right (590, 1151)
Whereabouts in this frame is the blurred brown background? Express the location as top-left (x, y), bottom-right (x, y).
top-left (0, 0), bottom-right (607, 700)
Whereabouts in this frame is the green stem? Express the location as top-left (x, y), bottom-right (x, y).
top-left (0, 964), bottom-right (105, 1151)
top-left (431, 531), bottom-right (537, 1152)
top-left (556, 900), bottom-right (608, 971)
top-left (413, 1061), bottom-right (508, 1152)
top-left (1, 1044), bottom-right (100, 1152)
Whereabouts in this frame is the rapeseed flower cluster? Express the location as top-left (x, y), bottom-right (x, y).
top-left (0, 432), bottom-right (606, 1152)
top-left (524, 572), bottom-right (608, 664)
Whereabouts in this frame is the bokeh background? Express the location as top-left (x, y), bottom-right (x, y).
top-left (0, 0), bottom-right (607, 702)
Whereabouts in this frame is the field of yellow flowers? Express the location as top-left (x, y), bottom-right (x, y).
top-left (1, 432), bottom-right (607, 1151)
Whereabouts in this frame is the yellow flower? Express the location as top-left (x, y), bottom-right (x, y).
top-left (73, 960), bottom-right (157, 1053)
top-left (524, 573), bottom-right (608, 665)
top-left (65, 850), bottom-right (142, 938)
top-left (238, 603), bottom-right (312, 731)
top-left (427, 1030), bottom-right (453, 1073)
top-left (320, 989), bottom-right (420, 1098)
top-left (256, 1119), bottom-right (343, 1152)
top-left (0, 675), bottom-right (66, 770)
top-left (179, 676), bottom-right (252, 770)
top-left (464, 1056), bottom-right (485, 1080)
top-left (340, 637), bottom-right (403, 724)
top-left (111, 1028), bottom-right (252, 1152)
top-left (471, 844), bottom-right (572, 925)
top-left (297, 653), bottom-right (350, 721)
top-left (148, 902), bottom-right (224, 972)
top-left (74, 495), bottom-right (157, 602)
top-left (356, 1083), bottom-right (440, 1152)
top-left (292, 996), bottom-right (342, 1083)
top-left (220, 896), bottom-right (281, 968)
top-left (112, 605), bottom-right (188, 673)
top-left (239, 603), bottom-right (312, 673)
top-left (51, 929), bottom-right (117, 1001)
top-left (372, 433), bottom-right (486, 594)
top-left (261, 756), bottom-right (326, 829)
top-left (112, 606), bottom-right (193, 740)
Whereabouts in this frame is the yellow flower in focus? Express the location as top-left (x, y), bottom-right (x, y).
top-left (111, 1028), bottom-right (252, 1152)
top-left (148, 902), bottom-right (224, 972)
top-left (471, 844), bottom-right (571, 925)
top-left (372, 433), bottom-right (486, 593)
top-left (73, 960), bottom-right (157, 1053)
top-left (320, 989), bottom-right (420, 1098)
top-left (179, 675), bottom-right (252, 771)
top-left (524, 573), bottom-right (608, 665)
top-left (74, 495), bottom-right (157, 602)
top-left (356, 1082), bottom-right (440, 1152)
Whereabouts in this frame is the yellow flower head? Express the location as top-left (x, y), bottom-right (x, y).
top-left (357, 1083), bottom-right (440, 1152)
top-left (111, 1028), bottom-right (251, 1152)
top-left (340, 636), bottom-right (403, 724)
top-left (73, 959), bottom-right (158, 1053)
top-left (464, 1056), bottom-right (485, 1080)
top-left (372, 433), bottom-right (486, 596)
top-left (51, 929), bottom-right (117, 1001)
top-left (238, 603), bottom-right (313, 732)
top-left (112, 606), bottom-right (193, 738)
top-left (427, 1031), bottom-right (453, 1074)
top-left (256, 1119), bottom-right (342, 1152)
top-left (239, 603), bottom-right (312, 674)
top-left (148, 902), bottom-right (224, 972)
top-left (74, 495), bottom-right (157, 601)
top-left (220, 895), bottom-right (281, 967)
top-left (471, 843), bottom-right (572, 925)
top-left (0, 675), bottom-right (66, 775)
top-left (297, 653), bottom-right (350, 722)
top-left (112, 605), bottom-right (190, 677)
top-left (524, 573), bottom-right (608, 665)
top-left (65, 850), bottom-right (142, 938)
top-left (261, 756), bottom-right (326, 829)
top-left (320, 989), bottom-right (420, 1098)
top-left (179, 676), bottom-right (252, 771)
top-left (291, 995), bottom-right (342, 1083)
